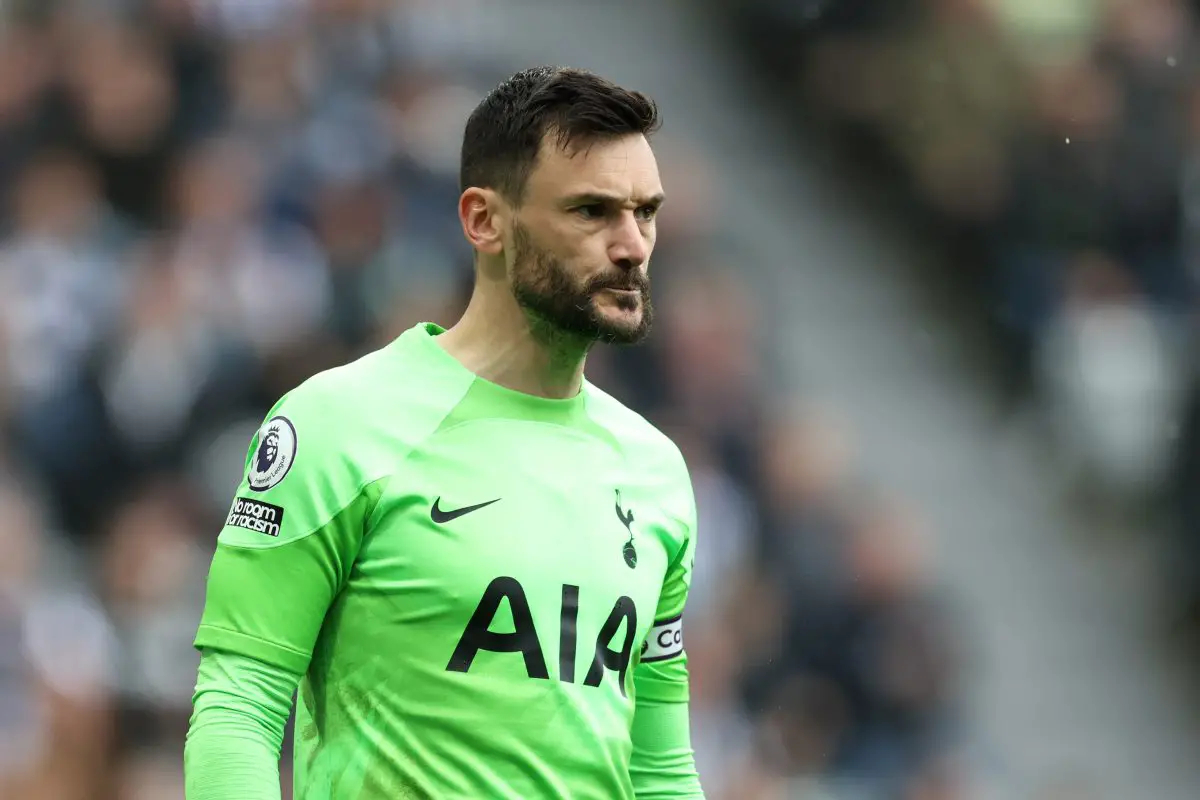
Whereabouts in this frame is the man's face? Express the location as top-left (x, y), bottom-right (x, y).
top-left (507, 133), bottom-right (663, 345)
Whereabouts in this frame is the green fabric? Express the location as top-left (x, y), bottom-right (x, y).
top-left (185, 649), bottom-right (298, 799)
top-left (195, 484), bottom-right (385, 675)
top-left (191, 322), bottom-right (703, 798)
top-left (629, 691), bottom-right (705, 799)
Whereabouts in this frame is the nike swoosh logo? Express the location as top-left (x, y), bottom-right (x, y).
top-left (431, 497), bottom-right (501, 523)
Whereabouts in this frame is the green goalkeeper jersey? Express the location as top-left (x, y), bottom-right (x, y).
top-left (193, 322), bottom-right (700, 799)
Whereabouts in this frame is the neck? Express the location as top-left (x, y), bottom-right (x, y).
top-left (438, 285), bottom-right (591, 400)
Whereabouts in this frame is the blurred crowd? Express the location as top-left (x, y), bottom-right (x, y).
top-left (0, 1), bottom-right (968, 799)
top-left (722, 0), bottom-right (1200, 639)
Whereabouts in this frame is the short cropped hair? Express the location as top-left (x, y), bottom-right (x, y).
top-left (460, 66), bottom-right (660, 204)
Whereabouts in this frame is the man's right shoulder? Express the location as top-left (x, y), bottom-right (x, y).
top-left (282, 341), bottom-right (432, 418)
top-left (220, 344), bottom-right (447, 547)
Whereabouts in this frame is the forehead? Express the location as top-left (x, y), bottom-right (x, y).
top-left (525, 133), bottom-right (662, 202)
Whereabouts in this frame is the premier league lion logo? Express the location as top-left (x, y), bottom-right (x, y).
top-left (256, 425), bottom-right (281, 474)
top-left (248, 416), bottom-right (297, 492)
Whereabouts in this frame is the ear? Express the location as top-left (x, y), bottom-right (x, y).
top-left (459, 187), bottom-right (506, 257)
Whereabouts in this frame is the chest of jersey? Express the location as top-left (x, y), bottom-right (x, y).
top-left (348, 418), bottom-right (673, 695)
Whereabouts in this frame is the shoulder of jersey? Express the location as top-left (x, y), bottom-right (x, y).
top-left (283, 350), bottom-right (376, 412)
top-left (280, 342), bottom-right (449, 455)
top-left (585, 382), bottom-right (687, 473)
top-left (263, 349), bottom-right (386, 451)
top-left (289, 344), bottom-right (424, 413)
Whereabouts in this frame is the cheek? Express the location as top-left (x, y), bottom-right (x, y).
top-left (538, 224), bottom-right (607, 281)
top-left (641, 221), bottom-right (658, 248)
top-left (562, 259), bottom-right (600, 290)
top-left (561, 240), bottom-right (605, 276)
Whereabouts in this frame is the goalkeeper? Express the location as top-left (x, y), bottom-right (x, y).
top-left (184, 66), bottom-right (705, 799)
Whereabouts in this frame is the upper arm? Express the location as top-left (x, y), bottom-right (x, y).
top-left (194, 384), bottom-right (386, 675)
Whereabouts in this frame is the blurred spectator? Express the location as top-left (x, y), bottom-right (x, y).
top-left (0, 147), bottom-right (129, 408)
top-left (750, 492), bottom-right (964, 797)
top-left (0, 146), bottom-right (133, 538)
top-left (1036, 252), bottom-right (1185, 501)
top-left (0, 469), bottom-right (116, 799)
top-left (57, 13), bottom-right (187, 229)
top-left (99, 482), bottom-right (208, 798)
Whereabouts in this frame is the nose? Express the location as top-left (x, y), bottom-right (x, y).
top-left (607, 213), bottom-right (650, 271)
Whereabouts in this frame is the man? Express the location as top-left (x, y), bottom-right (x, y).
top-left (184, 66), bottom-right (705, 799)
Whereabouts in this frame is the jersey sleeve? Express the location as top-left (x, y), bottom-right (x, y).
top-left (185, 649), bottom-right (296, 800)
top-left (633, 465), bottom-right (697, 704)
top-left (630, 456), bottom-right (704, 798)
top-left (193, 382), bottom-right (386, 674)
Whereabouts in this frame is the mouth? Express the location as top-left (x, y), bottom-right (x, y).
top-left (599, 286), bottom-right (643, 314)
top-left (598, 285), bottom-right (642, 296)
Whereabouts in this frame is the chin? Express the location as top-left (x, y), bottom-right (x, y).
top-left (593, 313), bottom-right (649, 345)
top-left (596, 305), bottom-right (641, 328)
top-left (593, 292), bottom-right (641, 315)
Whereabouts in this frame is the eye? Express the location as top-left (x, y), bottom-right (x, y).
top-left (634, 205), bottom-right (659, 222)
top-left (575, 203), bottom-right (605, 220)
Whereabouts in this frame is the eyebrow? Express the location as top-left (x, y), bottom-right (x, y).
top-left (563, 191), bottom-right (666, 208)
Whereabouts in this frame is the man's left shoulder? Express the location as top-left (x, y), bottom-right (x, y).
top-left (583, 384), bottom-right (688, 475)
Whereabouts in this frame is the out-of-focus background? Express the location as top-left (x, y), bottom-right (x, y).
top-left (4, 0), bottom-right (1200, 798)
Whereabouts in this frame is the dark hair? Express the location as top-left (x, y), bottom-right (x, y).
top-left (460, 66), bottom-right (660, 203)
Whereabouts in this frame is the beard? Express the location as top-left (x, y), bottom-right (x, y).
top-left (509, 222), bottom-right (654, 346)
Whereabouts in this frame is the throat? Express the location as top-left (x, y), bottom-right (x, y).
top-left (525, 313), bottom-right (592, 387)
